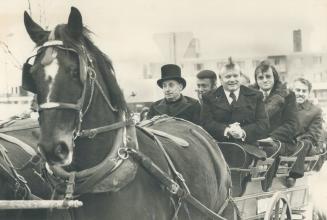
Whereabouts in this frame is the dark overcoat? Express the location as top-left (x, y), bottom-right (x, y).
top-left (201, 85), bottom-right (269, 144)
top-left (262, 83), bottom-right (298, 145)
top-left (296, 100), bottom-right (323, 146)
top-left (147, 95), bottom-right (201, 124)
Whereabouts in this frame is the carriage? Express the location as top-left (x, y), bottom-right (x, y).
top-left (218, 141), bottom-right (325, 220)
top-left (0, 115), bottom-right (325, 219)
top-left (0, 6), bottom-right (325, 220)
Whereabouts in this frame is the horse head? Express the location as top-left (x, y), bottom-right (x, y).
top-left (23, 7), bottom-right (127, 166)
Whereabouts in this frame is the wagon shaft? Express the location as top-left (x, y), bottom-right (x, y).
top-left (0, 200), bottom-right (83, 209)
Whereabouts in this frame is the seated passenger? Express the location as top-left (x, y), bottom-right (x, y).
top-left (251, 61), bottom-right (304, 187)
top-left (196, 70), bottom-right (217, 104)
top-left (147, 64), bottom-right (201, 124)
top-left (251, 60), bottom-right (297, 157)
top-left (292, 78), bottom-right (323, 156)
top-left (201, 58), bottom-right (269, 145)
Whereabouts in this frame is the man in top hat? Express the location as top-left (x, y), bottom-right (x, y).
top-left (147, 64), bottom-right (200, 124)
top-left (196, 70), bottom-right (218, 104)
top-left (201, 58), bottom-right (269, 144)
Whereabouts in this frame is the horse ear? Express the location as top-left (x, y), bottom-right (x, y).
top-left (67, 7), bottom-right (83, 39)
top-left (24, 11), bottom-right (48, 44)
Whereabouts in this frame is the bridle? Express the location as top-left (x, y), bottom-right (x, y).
top-left (22, 40), bottom-right (129, 140)
top-left (22, 39), bottom-right (134, 197)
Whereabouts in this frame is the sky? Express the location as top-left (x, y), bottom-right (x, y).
top-left (0, 0), bottom-right (327, 88)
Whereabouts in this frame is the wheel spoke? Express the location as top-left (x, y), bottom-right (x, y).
top-left (274, 200), bottom-right (280, 219)
top-left (264, 192), bottom-right (292, 220)
top-left (280, 203), bottom-right (288, 220)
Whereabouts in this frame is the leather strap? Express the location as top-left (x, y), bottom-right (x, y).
top-left (128, 148), bottom-right (227, 220)
top-left (0, 133), bottom-right (37, 157)
top-left (78, 120), bottom-right (134, 138)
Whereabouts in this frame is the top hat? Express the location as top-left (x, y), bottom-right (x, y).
top-left (157, 64), bottom-right (186, 89)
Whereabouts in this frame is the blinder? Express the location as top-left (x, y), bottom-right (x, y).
top-left (22, 55), bottom-right (37, 94)
top-left (22, 40), bottom-right (92, 112)
top-left (22, 40), bottom-right (89, 94)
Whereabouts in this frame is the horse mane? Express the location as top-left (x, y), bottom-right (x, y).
top-left (53, 24), bottom-right (128, 113)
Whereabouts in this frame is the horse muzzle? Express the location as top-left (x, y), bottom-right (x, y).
top-left (38, 139), bottom-right (73, 166)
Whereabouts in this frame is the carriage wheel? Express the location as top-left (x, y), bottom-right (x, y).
top-left (264, 192), bottom-right (292, 220)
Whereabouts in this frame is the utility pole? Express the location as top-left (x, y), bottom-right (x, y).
top-left (173, 32), bottom-right (176, 64)
top-left (27, 0), bottom-right (32, 16)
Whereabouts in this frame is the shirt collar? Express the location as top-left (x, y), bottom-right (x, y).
top-left (260, 89), bottom-right (271, 96)
top-left (223, 88), bottom-right (240, 102)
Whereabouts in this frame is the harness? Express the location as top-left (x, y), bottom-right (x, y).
top-left (23, 40), bottom-right (232, 219)
top-left (0, 143), bottom-right (31, 200)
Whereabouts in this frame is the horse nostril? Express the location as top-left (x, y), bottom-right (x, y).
top-left (54, 142), bottom-right (69, 161)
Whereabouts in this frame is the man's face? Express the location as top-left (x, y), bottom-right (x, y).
top-left (293, 81), bottom-right (310, 104)
top-left (196, 78), bottom-right (214, 98)
top-left (256, 68), bottom-right (275, 91)
top-left (220, 69), bottom-right (241, 92)
top-left (162, 80), bottom-right (183, 101)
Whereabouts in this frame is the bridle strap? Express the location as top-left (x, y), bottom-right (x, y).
top-left (39, 102), bottom-right (82, 111)
top-left (78, 119), bottom-right (134, 138)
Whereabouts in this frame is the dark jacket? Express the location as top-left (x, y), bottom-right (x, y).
top-left (147, 95), bottom-right (201, 124)
top-left (257, 83), bottom-right (298, 144)
top-left (296, 100), bottom-right (323, 146)
top-left (201, 85), bottom-right (269, 143)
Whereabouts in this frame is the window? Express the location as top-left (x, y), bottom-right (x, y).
top-left (313, 56), bottom-right (322, 65)
top-left (274, 58), bottom-right (280, 65)
top-left (195, 63), bottom-right (203, 71)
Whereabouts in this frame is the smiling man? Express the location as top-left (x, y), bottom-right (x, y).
top-left (293, 77), bottom-right (323, 156)
top-left (201, 58), bottom-right (269, 144)
top-left (147, 64), bottom-right (200, 124)
top-left (196, 70), bottom-right (217, 104)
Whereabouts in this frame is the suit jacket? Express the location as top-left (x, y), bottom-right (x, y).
top-left (201, 85), bottom-right (269, 143)
top-left (296, 100), bottom-right (323, 146)
top-left (147, 95), bottom-right (201, 124)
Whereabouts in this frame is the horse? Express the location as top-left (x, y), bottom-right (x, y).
top-left (22, 7), bottom-right (239, 220)
top-left (0, 118), bottom-right (52, 220)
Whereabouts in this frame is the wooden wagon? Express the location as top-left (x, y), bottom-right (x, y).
top-left (219, 142), bottom-right (325, 220)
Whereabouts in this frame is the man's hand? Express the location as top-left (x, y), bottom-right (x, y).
top-left (227, 122), bottom-right (246, 140)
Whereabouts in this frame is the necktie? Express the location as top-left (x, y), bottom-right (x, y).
top-left (229, 91), bottom-right (236, 105)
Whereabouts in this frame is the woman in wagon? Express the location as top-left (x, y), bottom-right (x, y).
top-left (147, 64), bottom-right (201, 124)
top-left (251, 60), bottom-right (305, 188)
